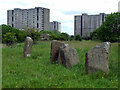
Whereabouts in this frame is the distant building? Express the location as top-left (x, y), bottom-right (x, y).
top-left (118, 1), bottom-right (120, 12)
top-left (7, 7), bottom-right (50, 31)
top-left (74, 13), bottom-right (107, 37)
top-left (50, 21), bottom-right (61, 32)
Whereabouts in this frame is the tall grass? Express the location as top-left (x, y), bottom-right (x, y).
top-left (2, 40), bottom-right (118, 88)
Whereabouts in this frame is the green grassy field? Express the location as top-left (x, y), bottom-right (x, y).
top-left (2, 40), bottom-right (118, 88)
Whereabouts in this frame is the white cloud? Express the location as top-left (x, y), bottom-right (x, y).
top-left (0, 0), bottom-right (119, 35)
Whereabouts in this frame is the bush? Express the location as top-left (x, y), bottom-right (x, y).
top-left (58, 33), bottom-right (69, 41)
top-left (70, 35), bottom-right (75, 41)
top-left (50, 33), bottom-right (58, 40)
top-left (40, 30), bottom-right (58, 40)
top-left (40, 30), bottom-right (70, 41)
top-left (90, 28), bottom-right (99, 40)
top-left (17, 30), bottom-right (27, 43)
top-left (3, 32), bottom-right (17, 46)
top-left (75, 34), bottom-right (82, 41)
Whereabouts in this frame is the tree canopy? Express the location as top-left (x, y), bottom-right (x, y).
top-left (90, 12), bottom-right (120, 42)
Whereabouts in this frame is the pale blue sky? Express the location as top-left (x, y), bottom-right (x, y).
top-left (0, 0), bottom-right (119, 35)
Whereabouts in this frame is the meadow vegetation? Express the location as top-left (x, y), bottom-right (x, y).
top-left (2, 40), bottom-right (118, 88)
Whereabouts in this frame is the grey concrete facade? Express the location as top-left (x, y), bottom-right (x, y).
top-left (7, 7), bottom-right (50, 31)
top-left (74, 13), bottom-right (107, 37)
top-left (50, 21), bottom-right (61, 32)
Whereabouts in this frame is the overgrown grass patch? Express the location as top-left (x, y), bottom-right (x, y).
top-left (2, 41), bottom-right (118, 88)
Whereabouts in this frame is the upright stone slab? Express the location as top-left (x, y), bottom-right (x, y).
top-left (24, 37), bottom-right (33, 58)
top-left (85, 42), bottom-right (111, 74)
top-left (58, 44), bottom-right (80, 68)
top-left (50, 40), bottom-right (65, 63)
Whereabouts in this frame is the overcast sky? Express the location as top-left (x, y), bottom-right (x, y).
top-left (0, 0), bottom-right (119, 35)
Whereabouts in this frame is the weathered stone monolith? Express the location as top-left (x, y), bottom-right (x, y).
top-left (23, 37), bottom-right (33, 58)
top-left (85, 42), bottom-right (111, 74)
top-left (58, 44), bottom-right (80, 68)
top-left (50, 40), bottom-right (65, 63)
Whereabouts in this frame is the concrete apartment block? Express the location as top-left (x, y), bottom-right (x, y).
top-left (43, 8), bottom-right (50, 31)
top-left (50, 21), bottom-right (61, 32)
top-left (74, 13), bottom-right (107, 37)
top-left (7, 7), bottom-right (50, 31)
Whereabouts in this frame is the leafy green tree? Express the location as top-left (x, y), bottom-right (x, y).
top-left (2, 24), bottom-right (20, 38)
top-left (40, 30), bottom-right (52, 35)
top-left (50, 33), bottom-right (58, 40)
top-left (1, 24), bottom-right (27, 43)
top-left (59, 33), bottom-right (69, 41)
top-left (91, 12), bottom-right (120, 42)
top-left (25, 27), bottom-right (40, 44)
top-left (52, 30), bottom-right (61, 35)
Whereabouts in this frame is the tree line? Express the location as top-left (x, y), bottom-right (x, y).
top-left (1, 12), bottom-right (119, 46)
top-left (1, 25), bottom-right (82, 46)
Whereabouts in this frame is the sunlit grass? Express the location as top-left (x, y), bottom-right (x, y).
top-left (2, 40), bottom-right (118, 88)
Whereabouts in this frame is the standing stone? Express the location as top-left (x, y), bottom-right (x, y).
top-left (85, 42), bottom-right (111, 74)
top-left (50, 40), bottom-right (65, 63)
top-left (24, 37), bottom-right (33, 58)
top-left (58, 44), bottom-right (80, 68)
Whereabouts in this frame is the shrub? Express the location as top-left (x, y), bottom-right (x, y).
top-left (75, 34), bottom-right (82, 41)
top-left (3, 32), bottom-right (17, 46)
top-left (70, 35), bottom-right (75, 41)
